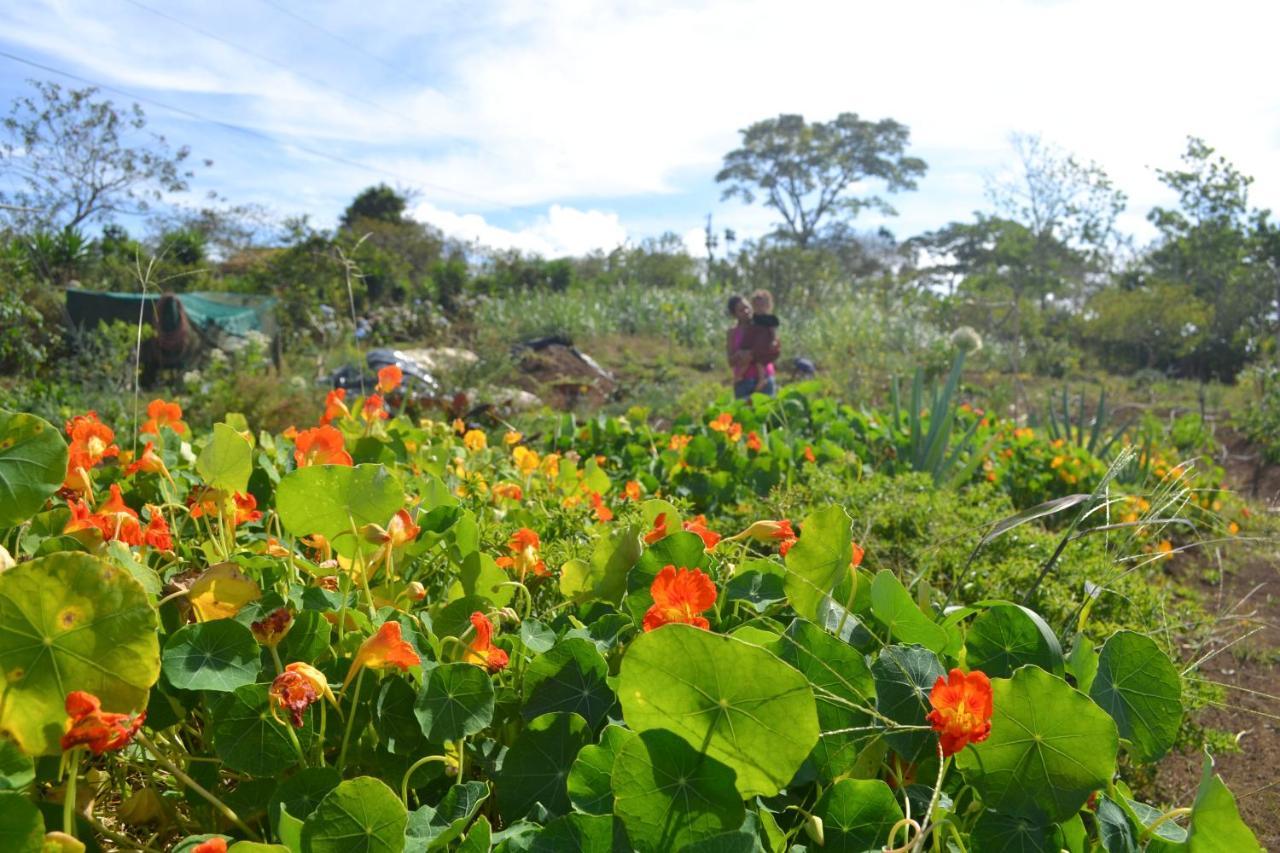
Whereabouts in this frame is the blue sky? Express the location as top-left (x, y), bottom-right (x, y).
top-left (3, 0), bottom-right (1279, 256)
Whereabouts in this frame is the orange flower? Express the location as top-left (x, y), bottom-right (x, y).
top-left (362, 394), bottom-right (388, 422)
top-left (495, 528), bottom-right (547, 579)
top-left (727, 423), bottom-right (742, 443)
top-left (269, 662), bottom-right (337, 727)
top-left (98, 484), bottom-right (144, 546)
top-left (251, 608), bottom-right (294, 647)
top-left (624, 480), bottom-right (642, 501)
top-left (343, 621), bottom-right (420, 688)
top-left (926, 668), bottom-right (993, 756)
top-left (736, 519), bottom-right (795, 545)
top-left (232, 492), bottom-right (262, 526)
top-left (143, 510), bottom-right (172, 551)
top-left (63, 412), bottom-right (119, 491)
top-left (294, 425), bottom-right (353, 468)
top-left (683, 515), bottom-right (721, 550)
top-left (589, 491), bottom-right (614, 522)
top-left (61, 691), bottom-right (145, 754)
top-left (643, 566), bottom-right (717, 632)
top-left (644, 512), bottom-right (670, 545)
top-left (746, 431), bottom-right (762, 452)
top-left (192, 839), bottom-right (228, 853)
top-left (804, 445), bottom-right (816, 463)
top-left (126, 441), bottom-right (168, 478)
top-left (492, 482), bottom-right (523, 502)
top-left (376, 364), bottom-right (403, 394)
top-left (320, 388), bottom-right (350, 425)
top-left (462, 429), bottom-right (487, 451)
top-left (668, 434), bottom-right (691, 451)
top-left (851, 541), bottom-right (865, 568)
top-left (140, 399), bottom-right (186, 436)
top-left (708, 412), bottom-right (734, 432)
top-left (463, 612), bottom-right (509, 673)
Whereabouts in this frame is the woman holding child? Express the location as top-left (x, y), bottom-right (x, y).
top-left (726, 289), bottom-right (779, 400)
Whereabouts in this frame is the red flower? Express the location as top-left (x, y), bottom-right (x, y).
top-left (98, 483), bottom-right (144, 546)
top-left (61, 691), bottom-right (144, 754)
top-left (589, 491), bottom-right (614, 522)
top-left (746, 431), bottom-right (762, 452)
top-left (343, 621), bottom-right (421, 688)
top-left (682, 515), bottom-right (721, 550)
top-left (926, 668), bottom-right (993, 756)
top-left (708, 412), bottom-right (734, 432)
top-left (492, 482), bottom-right (523, 502)
top-left (126, 441), bottom-right (168, 477)
top-left (464, 612), bottom-right (509, 673)
top-left (361, 394), bottom-right (388, 422)
top-left (143, 510), bottom-right (173, 551)
top-left (192, 839), bottom-right (228, 853)
top-left (232, 492), bottom-right (262, 526)
top-left (495, 528), bottom-right (547, 579)
top-left (643, 566), bottom-right (717, 632)
top-left (644, 512), bottom-right (670, 545)
top-left (804, 445), bottom-right (816, 463)
top-left (623, 480), bottom-right (642, 501)
top-left (851, 542), bottom-right (865, 568)
top-left (294, 425), bottom-right (353, 468)
top-left (140, 399), bottom-right (187, 436)
top-left (320, 389), bottom-right (350, 425)
top-left (63, 412), bottom-right (119, 492)
top-left (376, 364), bottom-right (403, 395)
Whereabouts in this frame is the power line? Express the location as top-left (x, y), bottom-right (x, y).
top-left (0, 49), bottom-right (517, 210)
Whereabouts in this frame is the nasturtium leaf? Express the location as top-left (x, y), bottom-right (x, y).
top-left (0, 791), bottom-right (43, 852)
top-left (454, 816), bottom-right (490, 853)
top-left (197, 423), bottom-right (254, 493)
top-left (1185, 751), bottom-right (1262, 851)
top-left (528, 812), bottom-right (618, 853)
top-left (522, 638), bottom-right (614, 727)
top-left (0, 552), bottom-right (159, 755)
top-left (566, 521), bottom-right (644, 607)
top-left (810, 778), bottom-right (904, 852)
top-left (626, 531), bottom-right (708, 619)
top-left (413, 663), bottom-right (494, 743)
top-left (871, 644), bottom-right (944, 764)
top-left (187, 563), bottom-right (262, 622)
top-left (450, 552), bottom-right (514, 607)
top-left (278, 806), bottom-right (305, 853)
top-left (957, 666), bottom-right (1117, 823)
top-left (1066, 637), bottom-right (1097, 694)
top-left (301, 776), bottom-right (406, 853)
top-left (778, 619), bottom-right (876, 780)
top-left (618, 624), bottom-right (819, 798)
top-left (277, 464), bottom-right (404, 558)
top-left (269, 767), bottom-right (341, 829)
top-left (212, 684), bottom-right (314, 776)
top-left (279, 611), bottom-right (333, 666)
top-left (229, 844), bottom-right (290, 853)
top-left (1123, 797), bottom-right (1186, 849)
top-left (375, 677), bottom-right (427, 755)
top-left (567, 724), bottom-right (635, 815)
top-left (162, 619), bottom-right (262, 693)
top-left (965, 603), bottom-right (1063, 679)
top-left (969, 811), bottom-right (1061, 853)
top-left (783, 505), bottom-right (853, 621)
top-left (1095, 795), bottom-right (1138, 853)
top-left (869, 570), bottom-right (947, 653)
top-left (611, 729), bottom-right (745, 853)
top-left (0, 740), bottom-right (34, 790)
top-left (0, 410), bottom-right (67, 528)
top-left (639, 498), bottom-right (679, 532)
top-left (495, 711), bottom-right (591, 821)
top-left (405, 781), bottom-right (489, 850)
top-left (724, 561), bottom-right (787, 614)
top-left (1089, 631), bottom-right (1182, 763)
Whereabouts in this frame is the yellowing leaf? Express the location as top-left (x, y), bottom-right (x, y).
top-left (188, 563), bottom-right (261, 621)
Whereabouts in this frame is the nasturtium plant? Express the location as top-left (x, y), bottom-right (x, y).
top-left (162, 618), bottom-right (262, 692)
top-left (810, 778), bottom-right (905, 852)
top-left (301, 776), bottom-right (407, 853)
top-left (197, 422), bottom-right (254, 493)
top-left (1090, 630), bottom-right (1182, 763)
top-left (277, 463), bottom-right (405, 557)
top-left (0, 552), bottom-right (159, 755)
top-left (495, 711), bottom-right (592, 821)
top-left (0, 410), bottom-right (67, 528)
top-left (619, 624), bottom-right (819, 798)
top-left (964, 602), bottom-right (1063, 678)
top-left (782, 505), bottom-right (852, 621)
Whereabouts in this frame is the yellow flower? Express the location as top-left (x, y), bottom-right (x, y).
top-left (1228, 521), bottom-right (1239, 535)
top-left (541, 452), bottom-right (561, 479)
top-left (504, 431), bottom-right (523, 446)
top-left (513, 445), bottom-right (540, 476)
top-left (1050, 456), bottom-right (1064, 469)
top-left (463, 429), bottom-right (487, 451)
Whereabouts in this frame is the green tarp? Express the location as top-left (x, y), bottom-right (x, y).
top-left (65, 289), bottom-right (278, 339)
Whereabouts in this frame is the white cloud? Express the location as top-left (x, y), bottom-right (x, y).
top-left (411, 201), bottom-right (627, 257)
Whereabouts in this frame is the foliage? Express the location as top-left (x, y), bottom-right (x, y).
top-left (341, 183), bottom-right (410, 228)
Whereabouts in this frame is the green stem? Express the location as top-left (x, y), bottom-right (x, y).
top-left (134, 732), bottom-right (259, 840)
top-left (268, 644), bottom-right (284, 676)
top-left (63, 747), bottom-right (81, 836)
top-left (337, 667), bottom-right (366, 770)
top-left (1140, 807), bottom-right (1192, 843)
top-left (399, 755), bottom-right (449, 804)
top-left (284, 720), bottom-right (308, 768)
top-left (316, 702), bottom-right (328, 767)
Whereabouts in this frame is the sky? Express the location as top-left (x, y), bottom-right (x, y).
top-left (2, 0), bottom-right (1279, 257)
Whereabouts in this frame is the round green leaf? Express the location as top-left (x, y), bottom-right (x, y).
top-left (0, 410), bottom-right (67, 528)
top-left (529, 813), bottom-right (617, 853)
top-left (970, 811), bottom-right (1061, 852)
top-left (563, 523), bottom-right (643, 606)
top-left (871, 644), bottom-right (944, 764)
top-left (965, 604), bottom-right (1063, 679)
top-left (162, 619), bottom-right (262, 693)
top-left (277, 464), bottom-right (405, 558)
top-left (625, 531), bottom-right (706, 620)
top-left (279, 611), bottom-right (334, 666)
top-left (449, 552), bottom-right (514, 607)
top-left (0, 740), bottom-right (34, 791)
top-left (869, 570), bottom-right (948, 653)
top-left (413, 663), bottom-right (494, 743)
top-left (405, 781), bottom-right (489, 849)
top-left (301, 776), bottom-right (407, 853)
top-left (957, 666), bottom-right (1118, 823)
top-left (270, 767), bottom-right (341, 829)
top-left (522, 638), bottom-right (614, 728)
top-left (375, 677), bottom-right (427, 756)
top-left (618, 624), bottom-right (819, 798)
top-left (1186, 751), bottom-right (1262, 851)
top-left (495, 711), bottom-right (591, 821)
top-left (212, 683), bottom-right (314, 775)
top-left (612, 729), bottom-right (745, 853)
top-left (0, 552), bottom-right (159, 755)
top-left (1089, 631), bottom-right (1182, 763)
top-left (811, 779), bottom-right (904, 852)
top-left (197, 422), bottom-right (254, 494)
top-left (567, 724), bottom-right (635, 815)
top-left (0, 791), bottom-right (43, 852)
top-left (783, 506), bottom-right (853, 621)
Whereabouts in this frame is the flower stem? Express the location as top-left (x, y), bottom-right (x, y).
top-left (134, 732), bottom-right (259, 840)
top-left (337, 667), bottom-right (365, 770)
top-left (399, 755), bottom-right (449, 804)
top-left (63, 747), bottom-right (81, 836)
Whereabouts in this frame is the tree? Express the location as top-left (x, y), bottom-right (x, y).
top-left (0, 81), bottom-right (202, 230)
top-left (716, 113), bottom-right (926, 247)
top-left (340, 184), bottom-right (410, 228)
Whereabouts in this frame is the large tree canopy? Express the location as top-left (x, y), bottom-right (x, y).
top-left (0, 81), bottom-right (202, 230)
top-left (715, 112), bottom-right (926, 247)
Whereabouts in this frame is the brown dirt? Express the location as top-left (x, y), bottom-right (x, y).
top-left (515, 342), bottom-right (617, 410)
top-left (1155, 445), bottom-right (1280, 846)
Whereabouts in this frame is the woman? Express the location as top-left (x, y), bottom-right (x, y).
top-left (726, 295), bottom-right (765, 400)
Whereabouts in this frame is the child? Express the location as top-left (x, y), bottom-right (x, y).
top-left (743, 289), bottom-right (780, 395)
